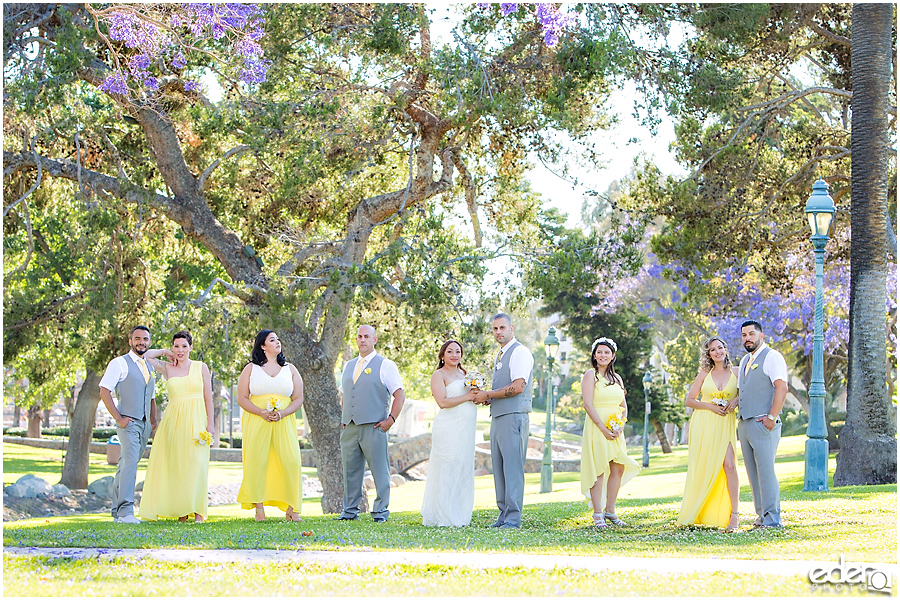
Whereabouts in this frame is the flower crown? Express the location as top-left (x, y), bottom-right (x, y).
top-left (592, 337), bottom-right (617, 352)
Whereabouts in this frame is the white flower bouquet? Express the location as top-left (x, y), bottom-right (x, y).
top-left (266, 398), bottom-right (283, 412)
top-left (605, 413), bottom-right (625, 433)
top-left (464, 372), bottom-right (487, 390)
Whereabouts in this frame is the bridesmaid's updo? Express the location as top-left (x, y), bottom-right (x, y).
top-left (172, 330), bottom-right (193, 346)
top-left (436, 340), bottom-right (467, 375)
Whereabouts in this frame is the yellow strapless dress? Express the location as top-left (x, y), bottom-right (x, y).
top-left (139, 360), bottom-right (210, 520)
top-left (677, 371), bottom-right (738, 527)
top-left (236, 364), bottom-right (301, 512)
top-left (580, 377), bottom-right (640, 506)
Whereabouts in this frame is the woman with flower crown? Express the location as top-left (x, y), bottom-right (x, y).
top-left (236, 330), bottom-right (305, 522)
top-left (140, 330), bottom-right (214, 522)
top-left (421, 340), bottom-right (480, 527)
top-left (580, 338), bottom-right (640, 529)
top-left (676, 337), bottom-right (740, 532)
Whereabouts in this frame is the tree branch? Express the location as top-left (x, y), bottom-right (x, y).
top-left (3, 136), bottom-right (42, 219)
top-left (808, 22), bottom-right (851, 47)
top-left (450, 149), bottom-right (482, 247)
top-left (198, 144), bottom-right (252, 190)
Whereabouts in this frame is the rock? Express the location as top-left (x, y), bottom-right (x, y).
top-left (135, 480), bottom-right (144, 492)
top-left (390, 474), bottom-right (405, 487)
top-left (474, 468), bottom-right (490, 477)
top-left (363, 475), bottom-right (375, 490)
top-left (51, 484), bottom-right (71, 497)
top-left (390, 466), bottom-right (398, 475)
top-left (88, 476), bottom-right (115, 498)
top-left (389, 480), bottom-right (397, 488)
top-left (9, 475), bottom-right (52, 498)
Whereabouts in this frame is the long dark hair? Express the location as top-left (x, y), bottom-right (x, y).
top-left (591, 338), bottom-right (623, 389)
top-left (251, 330), bottom-right (286, 367)
top-left (436, 340), bottom-right (467, 375)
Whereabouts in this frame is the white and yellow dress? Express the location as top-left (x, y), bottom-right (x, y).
top-left (236, 364), bottom-right (301, 513)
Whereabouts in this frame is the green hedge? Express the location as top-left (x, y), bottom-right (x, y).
top-left (3, 426), bottom-right (118, 441)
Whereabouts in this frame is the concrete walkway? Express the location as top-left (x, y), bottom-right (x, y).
top-left (6, 546), bottom-right (895, 578)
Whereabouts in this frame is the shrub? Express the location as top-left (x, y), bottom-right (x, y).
top-left (3, 427), bottom-right (27, 437)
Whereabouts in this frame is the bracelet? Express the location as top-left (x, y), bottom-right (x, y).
top-left (388, 414), bottom-right (395, 423)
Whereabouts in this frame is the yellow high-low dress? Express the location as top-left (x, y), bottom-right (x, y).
top-left (236, 364), bottom-right (301, 512)
top-left (677, 371), bottom-right (739, 527)
top-left (140, 360), bottom-right (210, 520)
top-left (580, 377), bottom-right (641, 506)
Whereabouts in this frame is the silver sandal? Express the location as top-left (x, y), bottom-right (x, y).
top-left (603, 511), bottom-right (627, 526)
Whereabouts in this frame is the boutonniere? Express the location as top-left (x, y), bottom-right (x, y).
top-left (750, 364), bottom-right (759, 370)
top-left (364, 368), bottom-right (372, 375)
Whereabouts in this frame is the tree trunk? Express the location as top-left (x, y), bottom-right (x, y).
top-left (13, 404), bottom-right (21, 427)
top-left (652, 419), bottom-right (672, 453)
top-left (835, 3), bottom-right (897, 486)
top-left (26, 405), bottom-right (42, 438)
top-left (43, 408), bottom-right (51, 428)
top-left (211, 376), bottom-right (224, 448)
top-left (60, 370), bottom-right (102, 489)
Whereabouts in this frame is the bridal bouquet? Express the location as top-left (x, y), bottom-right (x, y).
top-left (605, 413), bottom-right (625, 434)
top-left (709, 391), bottom-right (730, 408)
top-left (266, 398), bottom-right (283, 412)
top-left (464, 372), bottom-right (487, 390)
top-left (195, 430), bottom-right (213, 447)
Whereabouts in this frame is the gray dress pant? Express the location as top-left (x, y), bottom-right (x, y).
top-left (490, 412), bottom-right (529, 527)
top-left (111, 418), bottom-right (151, 519)
top-left (738, 418), bottom-right (782, 527)
top-left (340, 422), bottom-right (391, 519)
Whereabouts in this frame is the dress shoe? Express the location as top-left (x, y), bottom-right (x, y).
top-left (337, 514), bottom-right (358, 521)
top-left (489, 521), bottom-right (504, 528)
top-left (116, 515), bottom-right (142, 524)
top-left (373, 516), bottom-right (387, 523)
top-left (499, 523), bottom-right (520, 529)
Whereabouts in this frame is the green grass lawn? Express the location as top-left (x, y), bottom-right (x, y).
top-left (3, 434), bottom-right (895, 596)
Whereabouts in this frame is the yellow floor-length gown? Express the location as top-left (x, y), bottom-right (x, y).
top-left (580, 376), bottom-right (641, 507)
top-left (139, 360), bottom-right (210, 520)
top-left (236, 364), bottom-right (301, 512)
top-left (677, 371), bottom-right (739, 527)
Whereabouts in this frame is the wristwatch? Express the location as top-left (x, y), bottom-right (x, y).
top-left (766, 414), bottom-right (776, 422)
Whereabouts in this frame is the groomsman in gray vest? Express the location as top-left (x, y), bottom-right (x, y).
top-left (338, 325), bottom-right (406, 522)
top-left (474, 313), bottom-right (534, 529)
top-left (736, 320), bottom-right (788, 529)
top-left (98, 325), bottom-right (158, 524)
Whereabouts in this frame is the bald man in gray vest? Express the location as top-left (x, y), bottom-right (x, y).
top-left (474, 313), bottom-right (535, 529)
top-left (737, 320), bottom-right (788, 529)
top-left (99, 325), bottom-right (159, 524)
top-left (338, 325), bottom-right (406, 522)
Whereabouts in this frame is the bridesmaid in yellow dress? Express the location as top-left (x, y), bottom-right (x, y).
top-left (236, 330), bottom-right (305, 522)
top-left (140, 330), bottom-right (214, 522)
top-left (677, 336), bottom-right (740, 532)
top-left (580, 337), bottom-right (641, 529)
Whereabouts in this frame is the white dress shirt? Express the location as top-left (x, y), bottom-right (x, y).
top-left (99, 351), bottom-right (152, 392)
top-left (498, 338), bottom-right (535, 383)
top-left (354, 351), bottom-right (404, 395)
top-left (738, 343), bottom-right (788, 388)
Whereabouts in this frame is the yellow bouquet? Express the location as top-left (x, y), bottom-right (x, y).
top-left (605, 413), bottom-right (625, 434)
top-left (266, 398), bottom-right (283, 412)
top-left (195, 430), bottom-right (213, 447)
top-left (709, 390), bottom-right (730, 408)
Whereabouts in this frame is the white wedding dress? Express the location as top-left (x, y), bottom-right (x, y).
top-left (421, 379), bottom-right (477, 527)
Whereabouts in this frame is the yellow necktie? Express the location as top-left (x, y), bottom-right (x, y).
top-left (137, 358), bottom-right (150, 384)
top-left (496, 351), bottom-right (503, 368)
top-left (744, 356), bottom-right (754, 376)
top-left (353, 359), bottom-right (364, 384)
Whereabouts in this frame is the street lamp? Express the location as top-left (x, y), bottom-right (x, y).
top-left (540, 327), bottom-right (560, 493)
top-left (642, 370), bottom-right (652, 468)
top-left (803, 178), bottom-right (835, 492)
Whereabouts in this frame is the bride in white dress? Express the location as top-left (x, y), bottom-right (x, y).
top-left (421, 340), bottom-right (479, 527)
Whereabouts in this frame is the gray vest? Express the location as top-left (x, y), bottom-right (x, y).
top-left (341, 354), bottom-right (391, 425)
top-left (490, 341), bottom-right (533, 417)
top-left (737, 346), bottom-right (776, 420)
top-left (115, 356), bottom-right (155, 420)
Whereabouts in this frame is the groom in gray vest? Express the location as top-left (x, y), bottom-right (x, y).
top-left (474, 313), bottom-right (534, 529)
top-left (338, 325), bottom-right (406, 522)
top-left (98, 325), bottom-right (158, 524)
top-left (737, 320), bottom-right (788, 529)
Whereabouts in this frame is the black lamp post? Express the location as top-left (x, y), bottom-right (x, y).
top-left (642, 371), bottom-right (652, 468)
top-left (540, 327), bottom-right (560, 493)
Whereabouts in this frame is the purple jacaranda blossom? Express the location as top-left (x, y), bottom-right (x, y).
top-left (184, 80), bottom-right (201, 92)
top-left (99, 73), bottom-right (129, 95)
top-left (500, 3), bottom-right (519, 17)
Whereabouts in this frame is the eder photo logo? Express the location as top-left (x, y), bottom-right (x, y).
top-left (808, 556), bottom-right (893, 594)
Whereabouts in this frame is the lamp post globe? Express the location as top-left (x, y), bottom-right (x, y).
top-left (541, 327), bottom-right (560, 493)
top-left (803, 179), bottom-right (835, 492)
top-left (642, 371), bottom-right (652, 468)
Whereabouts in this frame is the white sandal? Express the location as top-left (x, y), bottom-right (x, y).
top-left (603, 511), bottom-right (627, 526)
top-left (592, 512), bottom-right (608, 529)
